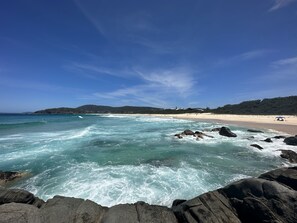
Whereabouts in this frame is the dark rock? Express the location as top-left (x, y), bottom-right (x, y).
top-left (174, 134), bottom-right (183, 139)
top-left (246, 136), bottom-right (255, 140)
top-left (247, 129), bottom-right (264, 133)
top-left (263, 138), bottom-right (273, 143)
top-left (172, 190), bottom-right (241, 223)
top-left (284, 136), bottom-right (297, 146)
top-left (0, 187), bottom-right (44, 208)
top-left (273, 135), bottom-right (287, 139)
top-left (221, 176), bottom-right (297, 223)
top-left (1, 167), bottom-right (297, 223)
top-left (183, 130), bottom-right (195, 135)
top-left (195, 131), bottom-right (214, 139)
top-left (219, 127), bottom-right (237, 137)
top-left (250, 144), bottom-right (264, 150)
top-left (259, 166), bottom-right (297, 190)
top-left (0, 171), bottom-right (27, 186)
top-left (280, 150), bottom-right (297, 163)
top-left (211, 127), bottom-right (221, 132)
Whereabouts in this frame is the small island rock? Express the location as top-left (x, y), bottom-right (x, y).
top-left (219, 127), bottom-right (237, 137)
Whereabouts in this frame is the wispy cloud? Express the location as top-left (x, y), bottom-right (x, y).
top-left (267, 56), bottom-right (297, 80)
top-left (65, 62), bottom-right (134, 79)
top-left (269, 0), bottom-right (297, 11)
top-left (90, 67), bottom-right (198, 107)
top-left (216, 49), bottom-right (272, 66)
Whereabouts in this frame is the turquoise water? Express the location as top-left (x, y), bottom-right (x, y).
top-left (0, 114), bottom-right (293, 206)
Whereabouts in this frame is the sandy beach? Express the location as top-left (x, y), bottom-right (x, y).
top-left (148, 113), bottom-right (297, 135)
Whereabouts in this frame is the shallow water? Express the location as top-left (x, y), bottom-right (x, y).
top-left (0, 114), bottom-right (294, 206)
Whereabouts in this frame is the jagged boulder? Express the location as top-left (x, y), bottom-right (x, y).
top-left (284, 136), bottom-right (297, 146)
top-left (219, 127), bottom-right (237, 137)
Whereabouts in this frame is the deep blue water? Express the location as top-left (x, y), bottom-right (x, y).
top-left (0, 114), bottom-right (292, 206)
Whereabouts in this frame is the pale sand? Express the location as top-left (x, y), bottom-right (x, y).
top-left (146, 113), bottom-right (297, 135)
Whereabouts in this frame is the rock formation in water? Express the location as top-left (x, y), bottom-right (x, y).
top-left (0, 167), bottom-right (297, 223)
top-left (0, 171), bottom-right (27, 186)
top-left (219, 126), bottom-right (237, 137)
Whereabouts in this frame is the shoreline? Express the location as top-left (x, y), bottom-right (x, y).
top-left (138, 113), bottom-right (297, 135)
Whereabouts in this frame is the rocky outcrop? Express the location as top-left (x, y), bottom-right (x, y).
top-left (219, 126), bottom-right (237, 137)
top-left (1, 167), bottom-right (297, 223)
top-left (183, 130), bottom-right (195, 135)
top-left (284, 136), bottom-right (297, 146)
top-left (173, 167), bottom-right (297, 223)
top-left (0, 171), bottom-right (27, 186)
top-left (280, 150), bottom-right (297, 163)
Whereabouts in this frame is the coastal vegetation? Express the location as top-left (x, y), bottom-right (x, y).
top-left (35, 96), bottom-right (297, 115)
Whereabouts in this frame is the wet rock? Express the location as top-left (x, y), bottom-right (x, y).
top-left (211, 127), bottom-right (221, 132)
top-left (273, 135), bottom-right (286, 139)
top-left (0, 171), bottom-right (27, 186)
top-left (183, 130), bottom-right (195, 135)
top-left (280, 150), bottom-right (297, 163)
top-left (246, 136), bottom-right (255, 140)
top-left (1, 167), bottom-right (297, 223)
top-left (284, 136), bottom-right (297, 146)
top-left (174, 134), bottom-right (183, 139)
top-left (247, 129), bottom-right (264, 133)
top-left (250, 144), bottom-right (264, 150)
top-left (219, 127), bottom-right (237, 137)
top-left (263, 138), bottom-right (273, 143)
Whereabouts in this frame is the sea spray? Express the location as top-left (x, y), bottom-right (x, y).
top-left (0, 114), bottom-right (293, 206)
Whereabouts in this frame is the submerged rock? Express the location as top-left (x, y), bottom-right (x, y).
top-left (280, 150), bottom-right (297, 163)
top-left (273, 135), bottom-right (287, 139)
top-left (263, 138), bottom-right (273, 143)
top-left (219, 127), bottom-right (237, 137)
top-left (284, 136), bottom-right (297, 146)
top-left (250, 144), bottom-right (264, 150)
top-left (247, 129), bottom-right (264, 133)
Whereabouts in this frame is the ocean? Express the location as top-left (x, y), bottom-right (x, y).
top-left (0, 114), bottom-right (293, 207)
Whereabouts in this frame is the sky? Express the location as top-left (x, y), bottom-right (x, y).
top-left (0, 0), bottom-right (297, 112)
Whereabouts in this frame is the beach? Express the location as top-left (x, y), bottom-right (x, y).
top-left (147, 113), bottom-right (297, 135)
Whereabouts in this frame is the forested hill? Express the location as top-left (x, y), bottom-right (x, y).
top-left (35, 105), bottom-right (164, 114)
top-left (34, 96), bottom-right (297, 115)
top-left (211, 96), bottom-right (297, 115)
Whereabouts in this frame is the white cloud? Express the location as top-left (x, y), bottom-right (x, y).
top-left (135, 68), bottom-right (195, 94)
top-left (269, 0), bottom-right (297, 11)
top-left (91, 67), bottom-right (198, 107)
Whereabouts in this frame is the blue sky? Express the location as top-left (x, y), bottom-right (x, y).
top-left (0, 0), bottom-right (297, 112)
